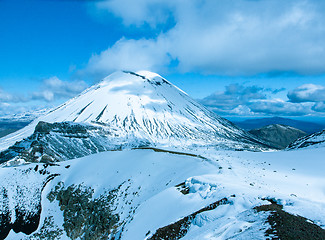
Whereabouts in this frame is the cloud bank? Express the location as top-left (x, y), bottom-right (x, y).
top-left (200, 83), bottom-right (325, 116)
top-left (32, 77), bottom-right (88, 102)
top-left (288, 84), bottom-right (325, 103)
top-left (86, 0), bottom-right (325, 76)
top-left (0, 77), bottom-right (88, 116)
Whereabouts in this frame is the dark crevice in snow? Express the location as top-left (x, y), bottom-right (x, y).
top-left (73, 101), bottom-right (94, 122)
top-left (133, 147), bottom-right (208, 161)
top-left (148, 197), bottom-right (232, 240)
top-left (95, 105), bottom-right (108, 122)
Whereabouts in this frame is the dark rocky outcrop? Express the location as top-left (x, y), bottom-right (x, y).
top-left (47, 183), bottom-right (120, 240)
top-left (0, 121), bottom-right (150, 165)
top-left (255, 202), bottom-right (325, 240)
top-left (27, 216), bottom-right (63, 240)
top-left (148, 197), bottom-right (231, 240)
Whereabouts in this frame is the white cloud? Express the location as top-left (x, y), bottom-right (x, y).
top-left (1, 77), bottom-right (88, 105)
top-left (199, 83), bottom-right (325, 116)
top-left (0, 77), bottom-right (88, 116)
top-left (95, 0), bottom-right (174, 27)
top-left (0, 89), bottom-right (14, 102)
top-left (248, 99), bottom-right (314, 116)
top-left (200, 84), bottom-right (270, 110)
top-left (0, 88), bottom-right (26, 103)
top-left (313, 102), bottom-right (325, 112)
top-left (86, 37), bottom-right (171, 76)
top-left (287, 84), bottom-right (325, 102)
top-left (32, 77), bottom-right (88, 102)
top-left (87, 0), bottom-right (325, 75)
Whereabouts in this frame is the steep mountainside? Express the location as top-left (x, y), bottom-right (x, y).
top-left (287, 129), bottom-right (325, 149)
top-left (0, 71), bottom-right (269, 161)
top-left (249, 124), bottom-right (307, 149)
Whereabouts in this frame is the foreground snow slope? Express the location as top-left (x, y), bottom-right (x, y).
top-left (0, 71), bottom-right (268, 153)
top-left (2, 146), bottom-right (325, 239)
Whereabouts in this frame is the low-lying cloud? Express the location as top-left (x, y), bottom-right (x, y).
top-left (1, 77), bottom-right (88, 104)
top-left (200, 84), bottom-right (280, 110)
top-left (32, 77), bottom-right (88, 102)
top-left (200, 83), bottom-right (325, 116)
top-left (288, 84), bottom-right (325, 103)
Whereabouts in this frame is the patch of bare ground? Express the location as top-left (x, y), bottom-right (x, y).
top-left (255, 201), bottom-right (325, 240)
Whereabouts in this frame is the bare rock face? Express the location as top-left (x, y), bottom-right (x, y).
top-left (249, 124), bottom-right (307, 149)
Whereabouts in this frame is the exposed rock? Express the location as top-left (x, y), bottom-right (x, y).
top-left (0, 121), bottom-right (150, 165)
top-left (27, 216), bottom-right (63, 240)
top-left (255, 202), bottom-right (325, 240)
top-left (148, 197), bottom-right (230, 240)
top-left (48, 183), bottom-right (120, 240)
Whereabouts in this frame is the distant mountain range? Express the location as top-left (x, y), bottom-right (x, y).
top-left (233, 117), bottom-right (325, 134)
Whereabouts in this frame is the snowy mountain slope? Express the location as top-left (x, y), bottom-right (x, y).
top-left (0, 71), bottom-right (269, 158)
top-left (249, 124), bottom-right (307, 149)
top-left (1, 147), bottom-right (325, 239)
top-left (287, 129), bottom-right (325, 149)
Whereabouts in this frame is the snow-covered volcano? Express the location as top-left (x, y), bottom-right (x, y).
top-left (0, 71), bottom-right (268, 152)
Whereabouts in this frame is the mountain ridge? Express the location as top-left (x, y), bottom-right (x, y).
top-left (287, 129), bottom-right (325, 149)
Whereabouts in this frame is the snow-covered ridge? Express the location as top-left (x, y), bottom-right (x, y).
top-left (0, 71), bottom-right (269, 153)
top-left (287, 129), bottom-right (325, 149)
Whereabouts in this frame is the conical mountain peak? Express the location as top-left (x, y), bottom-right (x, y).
top-left (0, 71), bottom-right (269, 151)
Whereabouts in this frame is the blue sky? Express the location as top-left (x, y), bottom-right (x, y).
top-left (0, 0), bottom-right (325, 121)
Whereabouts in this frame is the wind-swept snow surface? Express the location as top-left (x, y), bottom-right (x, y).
top-left (0, 71), bottom-right (268, 154)
top-left (1, 147), bottom-right (325, 239)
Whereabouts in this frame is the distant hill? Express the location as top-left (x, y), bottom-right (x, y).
top-left (233, 117), bottom-right (325, 134)
top-left (249, 124), bottom-right (307, 149)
